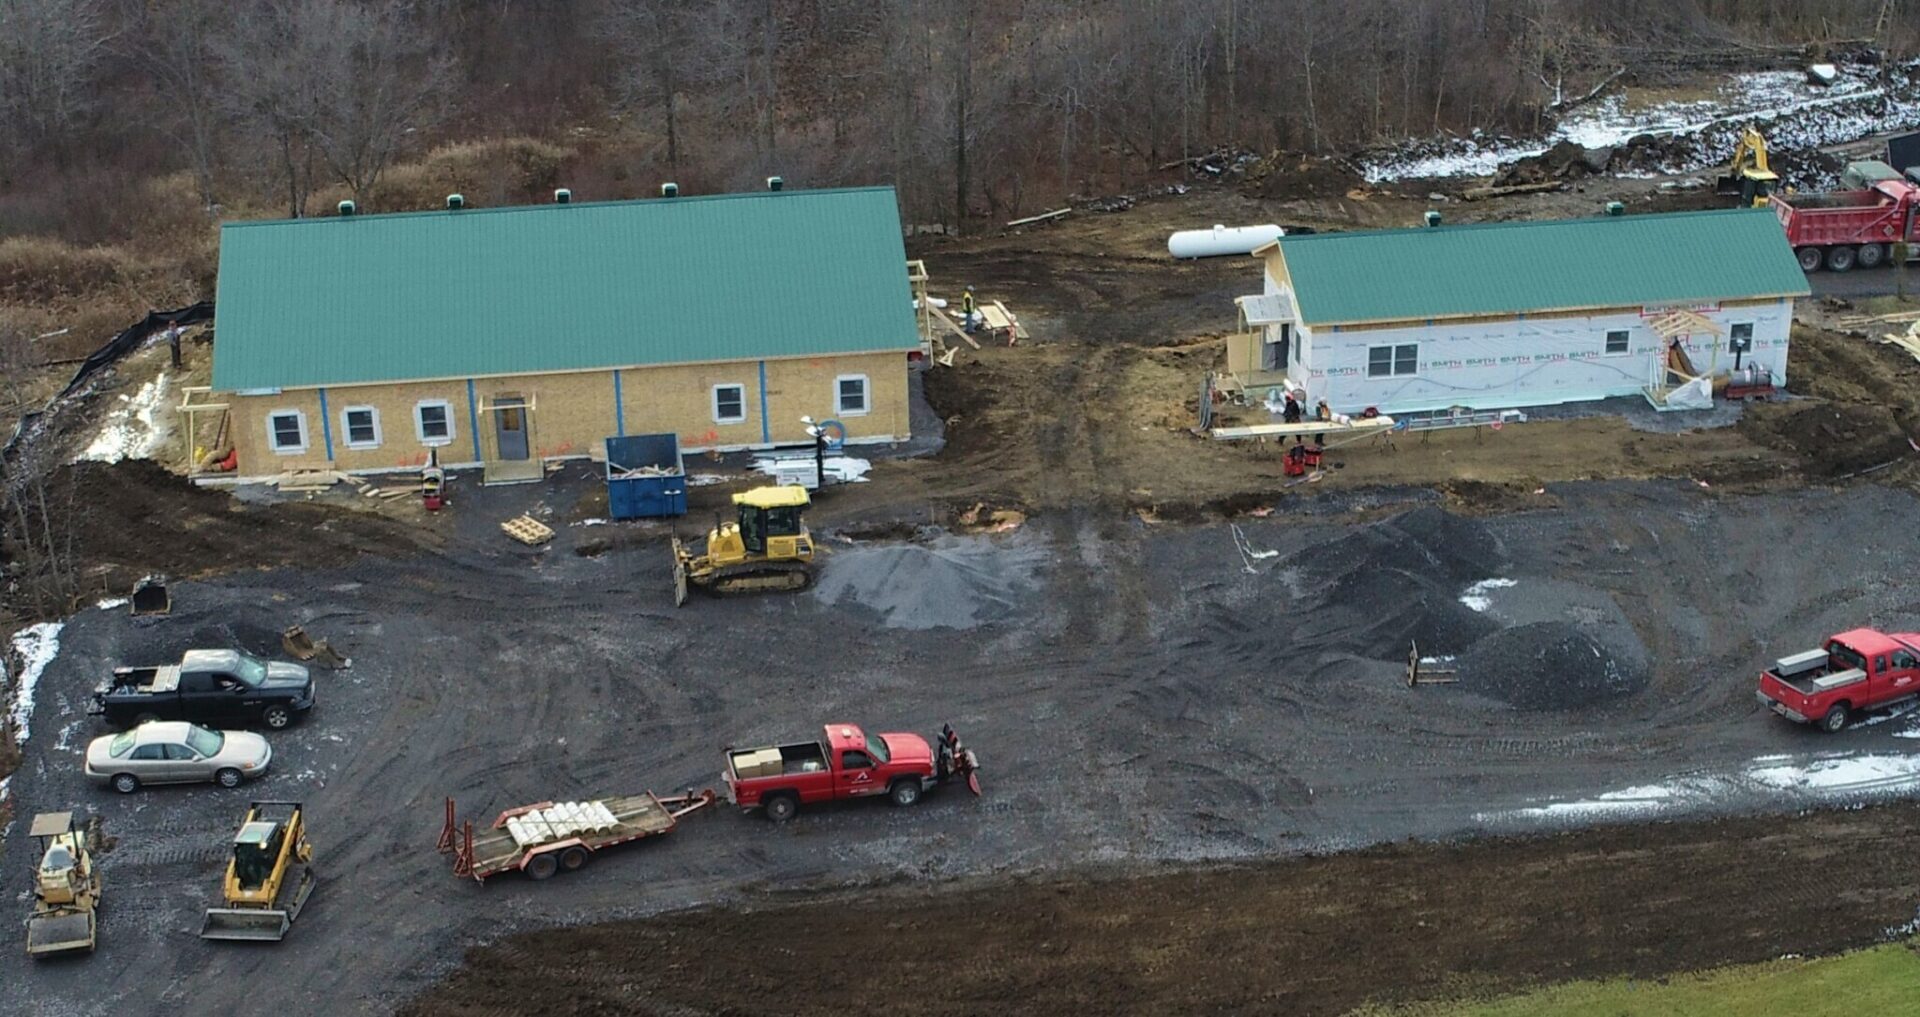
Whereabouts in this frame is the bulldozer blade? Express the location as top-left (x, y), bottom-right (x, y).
top-left (27, 912), bottom-right (95, 957)
top-left (200, 908), bottom-right (290, 942)
top-left (202, 868), bottom-right (317, 942)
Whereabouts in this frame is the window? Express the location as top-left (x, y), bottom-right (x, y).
top-left (340, 406), bottom-right (380, 449)
top-left (267, 410), bottom-right (308, 454)
top-left (130, 744), bottom-right (165, 761)
top-left (842, 750), bottom-right (873, 769)
top-left (1730, 322), bottom-right (1754, 352)
top-left (185, 725), bottom-right (224, 757)
top-left (835, 374), bottom-right (870, 416)
top-left (1604, 329), bottom-right (1631, 355)
top-left (1366, 343), bottom-right (1418, 378)
top-left (163, 743), bottom-right (198, 761)
top-left (107, 731), bottom-right (136, 757)
top-left (1893, 650), bottom-right (1919, 670)
top-left (415, 400), bottom-right (453, 445)
top-left (712, 384), bottom-right (746, 424)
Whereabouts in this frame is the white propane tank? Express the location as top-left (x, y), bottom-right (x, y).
top-left (1168, 223), bottom-right (1284, 259)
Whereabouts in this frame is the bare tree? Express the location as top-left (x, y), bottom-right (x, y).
top-left (0, 0), bottom-right (113, 166)
top-left (307, 1), bottom-right (455, 206)
top-left (0, 314), bottom-right (77, 615)
top-left (116, 0), bottom-right (229, 207)
top-left (601, 0), bottom-right (702, 176)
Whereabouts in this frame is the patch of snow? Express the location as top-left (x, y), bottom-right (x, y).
top-left (575, 518), bottom-right (609, 527)
top-left (686, 474), bottom-right (730, 487)
top-left (1744, 754), bottom-right (1920, 792)
top-left (1477, 749), bottom-right (1920, 824)
top-left (1459, 577), bottom-right (1517, 613)
top-left (7, 621), bottom-right (64, 744)
top-left (54, 720), bottom-right (82, 751)
top-left (1854, 700), bottom-right (1920, 728)
top-left (76, 371), bottom-right (172, 463)
top-left (95, 597), bottom-right (127, 611)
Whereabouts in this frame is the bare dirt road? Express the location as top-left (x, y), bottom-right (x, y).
top-left (7, 474), bottom-right (1920, 1016)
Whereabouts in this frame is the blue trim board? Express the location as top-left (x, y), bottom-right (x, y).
top-left (317, 387), bottom-right (335, 459)
top-left (612, 369), bottom-right (626, 436)
top-left (757, 360), bottom-right (771, 445)
top-left (466, 379), bottom-right (482, 461)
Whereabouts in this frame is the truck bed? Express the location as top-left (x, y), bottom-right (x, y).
top-left (466, 793), bottom-right (676, 879)
top-left (1768, 667), bottom-right (1866, 697)
top-left (1781, 190), bottom-right (1886, 210)
top-left (729, 742), bottom-right (827, 780)
top-left (107, 666), bottom-right (177, 694)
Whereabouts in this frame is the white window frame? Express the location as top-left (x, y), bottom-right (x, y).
top-left (1729, 321), bottom-right (1754, 352)
top-left (835, 373), bottom-right (871, 416)
top-left (1603, 329), bottom-right (1631, 356)
top-left (711, 383), bottom-right (747, 424)
top-left (339, 405), bottom-right (382, 450)
top-left (266, 409), bottom-right (309, 455)
top-left (1366, 343), bottom-right (1418, 378)
top-left (414, 399), bottom-right (455, 446)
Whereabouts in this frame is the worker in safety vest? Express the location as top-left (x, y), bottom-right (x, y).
top-left (961, 287), bottom-right (979, 332)
top-left (1314, 398), bottom-right (1333, 446)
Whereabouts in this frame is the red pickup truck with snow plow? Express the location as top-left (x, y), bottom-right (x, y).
top-left (1757, 628), bottom-right (1920, 732)
top-left (724, 723), bottom-right (980, 822)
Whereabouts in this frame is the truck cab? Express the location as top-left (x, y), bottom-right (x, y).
top-left (1757, 628), bottom-right (1920, 731)
top-left (724, 723), bottom-right (941, 822)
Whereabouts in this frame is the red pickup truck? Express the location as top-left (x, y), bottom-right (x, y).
top-left (1756, 628), bottom-right (1920, 732)
top-left (724, 723), bottom-right (980, 822)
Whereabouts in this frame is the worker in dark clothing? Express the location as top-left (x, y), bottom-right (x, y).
top-left (166, 323), bottom-right (184, 368)
top-left (1314, 398), bottom-right (1333, 446)
top-left (1282, 392), bottom-right (1302, 425)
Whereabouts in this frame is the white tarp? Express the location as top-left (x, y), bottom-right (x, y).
top-left (1665, 376), bottom-right (1714, 410)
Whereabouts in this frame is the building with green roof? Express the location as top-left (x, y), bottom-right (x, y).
top-left (1223, 207), bottom-right (1809, 417)
top-left (199, 184), bottom-right (921, 482)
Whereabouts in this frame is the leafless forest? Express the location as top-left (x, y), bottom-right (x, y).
top-left (0, 0), bottom-right (1911, 237)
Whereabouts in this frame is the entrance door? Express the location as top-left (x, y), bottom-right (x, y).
top-left (1263, 323), bottom-right (1291, 372)
top-left (492, 397), bottom-right (529, 460)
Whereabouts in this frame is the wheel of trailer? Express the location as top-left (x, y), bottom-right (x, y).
top-left (764, 792), bottom-right (799, 823)
top-left (1858, 242), bottom-right (1887, 268)
top-left (525, 852), bottom-right (560, 880)
top-left (111, 773), bottom-right (139, 794)
top-left (559, 846), bottom-right (589, 872)
top-left (1826, 245), bottom-right (1857, 272)
top-left (215, 767), bottom-right (243, 788)
top-left (1796, 247), bottom-right (1824, 272)
top-left (889, 780), bottom-right (922, 807)
top-left (1821, 704), bottom-right (1850, 733)
top-left (262, 705), bottom-right (292, 729)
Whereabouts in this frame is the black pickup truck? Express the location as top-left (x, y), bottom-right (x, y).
top-left (90, 650), bottom-right (316, 730)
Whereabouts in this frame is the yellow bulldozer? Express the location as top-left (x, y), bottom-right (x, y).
top-left (1715, 126), bottom-right (1779, 207)
top-left (200, 800), bottom-right (318, 942)
top-left (25, 812), bottom-right (101, 958)
top-left (670, 485), bottom-right (815, 606)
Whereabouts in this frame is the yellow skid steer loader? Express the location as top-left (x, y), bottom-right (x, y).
top-left (201, 800), bottom-right (318, 942)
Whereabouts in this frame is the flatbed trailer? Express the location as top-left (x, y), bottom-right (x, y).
top-left (440, 790), bottom-right (715, 882)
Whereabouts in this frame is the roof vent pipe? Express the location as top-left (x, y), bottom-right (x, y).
top-left (446, 193), bottom-right (464, 210)
top-left (1605, 201), bottom-right (1625, 216)
top-left (554, 188), bottom-right (572, 204)
top-left (767, 175), bottom-right (784, 192)
top-left (661, 182), bottom-right (678, 197)
top-left (338, 200), bottom-right (355, 217)
top-left (1423, 210), bottom-right (1441, 227)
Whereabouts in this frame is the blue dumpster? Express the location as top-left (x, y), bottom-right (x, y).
top-left (605, 433), bottom-right (687, 519)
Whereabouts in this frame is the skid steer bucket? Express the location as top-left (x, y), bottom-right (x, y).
top-left (670, 538), bottom-right (690, 608)
top-left (282, 626), bottom-right (351, 670)
top-left (201, 867), bottom-right (317, 942)
top-left (27, 911), bottom-right (95, 956)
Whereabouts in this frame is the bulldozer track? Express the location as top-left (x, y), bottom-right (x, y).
top-left (696, 560), bottom-right (814, 598)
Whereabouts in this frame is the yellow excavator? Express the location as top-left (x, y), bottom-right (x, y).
top-left (1715, 126), bottom-right (1779, 207)
top-left (671, 485), bottom-right (815, 606)
top-left (26, 812), bottom-right (101, 958)
top-left (201, 801), bottom-right (318, 942)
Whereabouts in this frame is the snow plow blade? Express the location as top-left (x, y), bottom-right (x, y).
top-left (26, 912), bottom-right (95, 956)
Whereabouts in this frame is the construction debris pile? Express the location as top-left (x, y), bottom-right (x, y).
top-left (810, 535), bottom-right (1048, 631)
top-left (1283, 507), bottom-right (1504, 656)
top-left (1455, 622), bottom-right (1649, 711)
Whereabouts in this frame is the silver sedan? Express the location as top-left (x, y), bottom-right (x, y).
top-left (84, 721), bottom-right (272, 793)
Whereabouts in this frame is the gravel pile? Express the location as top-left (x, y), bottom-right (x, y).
top-left (813, 535), bottom-right (1045, 630)
top-left (1455, 621), bottom-right (1649, 711)
top-left (1294, 508), bottom-right (1506, 656)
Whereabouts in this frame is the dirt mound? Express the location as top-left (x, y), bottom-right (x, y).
top-left (812, 535), bottom-right (1045, 629)
top-left (1456, 621), bottom-right (1648, 710)
top-left (1740, 401), bottom-right (1912, 478)
top-left (1242, 152), bottom-right (1364, 200)
top-left (1291, 507), bottom-right (1506, 656)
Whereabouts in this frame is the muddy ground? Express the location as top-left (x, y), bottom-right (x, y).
top-left (7, 476), bottom-right (1920, 1016)
top-left (401, 803), bottom-right (1920, 1017)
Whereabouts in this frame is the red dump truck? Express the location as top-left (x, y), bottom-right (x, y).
top-left (1756, 628), bottom-right (1920, 732)
top-left (1771, 178), bottom-right (1920, 272)
top-left (724, 723), bottom-right (980, 822)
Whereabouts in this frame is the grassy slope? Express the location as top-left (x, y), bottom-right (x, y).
top-left (1358, 942), bottom-right (1920, 1016)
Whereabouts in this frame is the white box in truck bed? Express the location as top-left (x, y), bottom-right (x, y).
top-left (1811, 668), bottom-right (1866, 691)
top-left (1774, 649), bottom-right (1830, 678)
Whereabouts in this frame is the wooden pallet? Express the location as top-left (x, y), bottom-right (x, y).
top-left (500, 515), bottom-right (554, 545)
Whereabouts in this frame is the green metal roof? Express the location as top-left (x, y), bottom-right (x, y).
top-left (1277, 208), bottom-right (1810, 326)
top-left (212, 186), bottom-right (919, 391)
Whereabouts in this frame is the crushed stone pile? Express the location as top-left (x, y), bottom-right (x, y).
top-left (1455, 621), bottom-right (1649, 711)
top-left (812, 536), bottom-right (1046, 630)
top-left (1289, 507), bottom-right (1507, 657)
